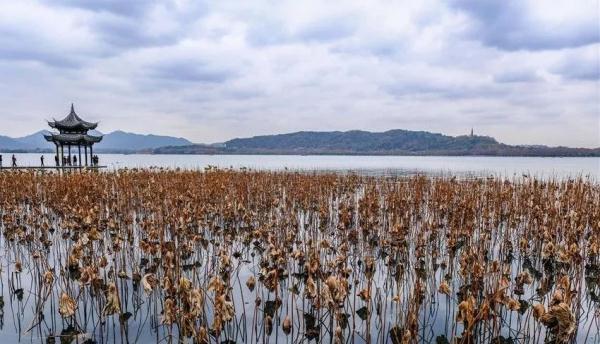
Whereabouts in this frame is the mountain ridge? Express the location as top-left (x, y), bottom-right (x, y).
top-left (154, 129), bottom-right (600, 157)
top-left (0, 130), bottom-right (193, 153)
top-left (96, 130), bottom-right (192, 151)
top-left (1, 129), bottom-right (598, 156)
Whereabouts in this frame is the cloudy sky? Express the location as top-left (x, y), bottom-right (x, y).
top-left (0, 0), bottom-right (598, 147)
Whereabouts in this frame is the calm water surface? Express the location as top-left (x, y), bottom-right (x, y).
top-left (2, 153), bottom-right (599, 179)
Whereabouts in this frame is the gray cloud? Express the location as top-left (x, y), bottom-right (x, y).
top-left (493, 69), bottom-right (541, 83)
top-left (48, 0), bottom-right (156, 17)
top-left (0, 28), bottom-right (80, 68)
top-left (245, 19), bottom-right (288, 46)
top-left (92, 15), bottom-right (177, 49)
top-left (295, 16), bottom-right (357, 42)
top-left (331, 35), bottom-right (408, 58)
top-left (47, 1), bottom-right (209, 54)
top-left (246, 15), bottom-right (357, 46)
top-left (450, 0), bottom-right (599, 51)
top-left (149, 61), bottom-right (237, 84)
top-left (385, 80), bottom-right (503, 100)
top-left (552, 55), bottom-right (600, 81)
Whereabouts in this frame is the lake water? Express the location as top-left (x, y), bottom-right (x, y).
top-left (1, 153), bottom-right (598, 180)
top-left (0, 157), bottom-right (598, 343)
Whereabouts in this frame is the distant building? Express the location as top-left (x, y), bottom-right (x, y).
top-left (44, 104), bottom-right (103, 167)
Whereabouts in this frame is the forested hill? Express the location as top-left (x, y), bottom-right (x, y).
top-left (226, 130), bottom-right (501, 152)
top-left (153, 129), bottom-right (600, 156)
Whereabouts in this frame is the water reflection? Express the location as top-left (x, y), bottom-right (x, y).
top-left (0, 170), bottom-right (597, 343)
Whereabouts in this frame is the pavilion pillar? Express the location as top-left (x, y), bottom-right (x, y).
top-left (60, 144), bottom-right (64, 167)
top-left (90, 145), bottom-right (94, 166)
top-left (84, 146), bottom-right (88, 166)
top-left (68, 144), bottom-right (71, 166)
top-left (55, 144), bottom-right (59, 166)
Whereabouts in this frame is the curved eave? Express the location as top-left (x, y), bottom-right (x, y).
top-left (88, 135), bottom-right (103, 143)
top-left (44, 133), bottom-right (103, 144)
top-left (48, 121), bottom-right (98, 131)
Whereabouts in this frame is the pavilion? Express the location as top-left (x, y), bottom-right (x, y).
top-left (44, 104), bottom-right (103, 167)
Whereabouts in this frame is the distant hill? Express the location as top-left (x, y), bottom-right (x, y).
top-left (95, 131), bottom-right (193, 152)
top-left (154, 130), bottom-right (600, 157)
top-left (225, 130), bottom-right (500, 153)
top-left (0, 135), bottom-right (27, 150)
top-left (0, 130), bottom-right (52, 151)
top-left (14, 130), bottom-right (53, 149)
top-left (2, 128), bottom-right (598, 156)
top-left (0, 130), bottom-right (193, 153)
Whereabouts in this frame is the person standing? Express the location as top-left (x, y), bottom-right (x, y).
top-left (54, 155), bottom-right (59, 166)
top-left (73, 156), bottom-right (77, 165)
top-left (40, 155), bottom-right (45, 167)
top-left (0, 154), bottom-right (3, 167)
top-left (12, 154), bottom-right (17, 167)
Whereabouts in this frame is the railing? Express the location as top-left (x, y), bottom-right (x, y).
top-left (0, 165), bottom-right (106, 170)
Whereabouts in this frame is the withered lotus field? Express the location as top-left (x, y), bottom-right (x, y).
top-left (0, 169), bottom-right (598, 343)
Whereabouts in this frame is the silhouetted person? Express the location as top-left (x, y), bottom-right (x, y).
top-left (40, 155), bottom-right (44, 167)
top-left (54, 155), bottom-right (59, 166)
top-left (73, 156), bottom-right (77, 165)
top-left (0, 154), bottom-right (2, 167)
top-left (12, 154), bottom-right (17, 167)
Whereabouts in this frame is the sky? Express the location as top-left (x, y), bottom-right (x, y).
top-left (0, 0), bottom-right (598, 147)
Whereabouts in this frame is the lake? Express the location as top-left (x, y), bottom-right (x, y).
top-left (1, 153), bottom-right (598, 180)
top-left (0, 160), bottom-right (599, 343)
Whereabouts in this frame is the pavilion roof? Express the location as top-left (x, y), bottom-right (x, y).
top-left (48, 104), bottom-right (98, 131)
top-left (44, 133), bottom-right (103, 144)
